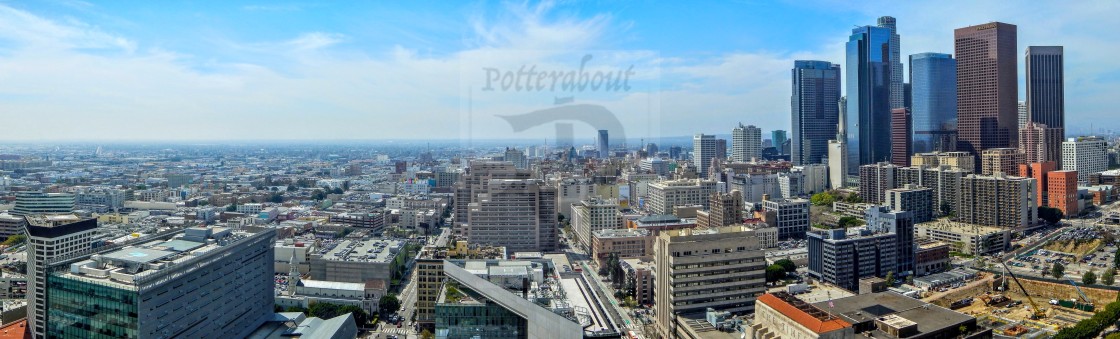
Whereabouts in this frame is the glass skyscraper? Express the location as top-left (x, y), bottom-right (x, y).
top-left (790, 61), bottom-right (841, 166)
top-left (909, 52), bottom-right (958, 153)
top-left (846, 25), bottom-right (894, 175)
top-left (1025, 46), bottom-right (1064, 134)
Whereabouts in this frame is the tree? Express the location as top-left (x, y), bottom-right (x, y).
top-left (810, 191), bottom-right (837, 206)
top-left (379, 294), bottom-right (401, 315)
top-left (557, 213), bottom-right (566, 223)
top-left (1085, 270), bottom-right (1099, 285)
top-left (331, 187), bottom-right (344, 195)
top-left (885, 271), bottom-right (896, 286)
top-left (1053, 262), bottom-right (1066, 279)
top-left (1105, 268), bottom-right (1117, 286)
top-left (1114, 247), bottom-right (1120, 269)
top-left (226, 204), bottom-right (237, 212)
top-left (765, 265), bottom-right (787, 284)
top-left (270, 193), bottom-right (284, 204)
top-left (287, 184), bottom-right (298, 192)
top-left (844, 194), bottom-right (863, 203)
top-left (285, 306), bottom-right (304, 313)
top-left (1, 234), bottom-right (26, 247)
top-left (337, 305), bottom-right (369, 325)
top-left (774, 259), bottom-right (797, 273)
top-left (838, 216), bottom-right (865, 228)
top-left (1038, 206), bottom-right (1065, 224)
top-left (421, 329), bottom-right (434, 339)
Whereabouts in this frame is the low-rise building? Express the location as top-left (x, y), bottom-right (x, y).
top-left (915, 240), bottom-right (951, 276)
top-left (308, 238), bottom-right (406, 287)
top-left (914, 219), bottom-right (1011, 255)
top-left (590, 228), bottom-right (653, 266)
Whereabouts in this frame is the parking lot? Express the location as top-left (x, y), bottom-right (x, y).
top-left (1007, 226), bottom-right (1120, 283)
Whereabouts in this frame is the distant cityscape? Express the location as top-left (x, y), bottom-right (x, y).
top-left (3, 5), bottom-right (1120, 339)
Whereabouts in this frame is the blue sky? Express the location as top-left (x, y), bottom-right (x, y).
top-left (0, 0), bottom-right (1117, 141)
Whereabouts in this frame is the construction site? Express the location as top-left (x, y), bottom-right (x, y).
top-left (924, 265), bottom-right (1117, 338)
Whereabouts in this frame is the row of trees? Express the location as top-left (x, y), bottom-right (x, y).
top-left (765, 259), bottom-right (797, 284)
top-left (1054, 298), bottom-right (1120, 339)
top-left (809, 191), bottom-right (863, 207)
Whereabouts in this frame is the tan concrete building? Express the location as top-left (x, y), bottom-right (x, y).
top-left (958, 173), bottom-right (1037, 228)
top-left (909, 152), bottom-right (975, 172)
top-left (980, 148), bottom-right (1026, 175)
top-left (696, 190), bottom-right (744, 229)
top-left (465, 179), bottom-right (558, 252)
top-left (655, 225), bottom-right (767, 338)
top-left (570, 198), bottom-right (622, 250)
top-left (591, 228), bottom-right (653, 266)
top-left (645, 179), bottom-right (718, 215)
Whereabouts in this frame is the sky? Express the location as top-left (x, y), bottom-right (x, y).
top-left (0, 0), bottom-right (1118, 142)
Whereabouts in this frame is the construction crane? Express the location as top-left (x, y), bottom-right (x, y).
top-left (1066, 278), bottom-right (1093, 305)
top-left (1000, 261), bottom-right (1046, 319)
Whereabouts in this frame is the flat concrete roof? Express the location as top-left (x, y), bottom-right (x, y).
top-left (811, 292), bottom-right (973, 336)
top-left (102, 248), bottom-right (177, 264)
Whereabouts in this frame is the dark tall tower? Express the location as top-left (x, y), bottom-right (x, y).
top-left (791, 60), bottom-right (841, 165)
top-left (878, 16), bottom-right (905, 110)
top-left (954, 22), bottom-right (1018, 160)
top-left (891, 108), bottom-right (913, 167)
top-left (1025, 46), bottom-right (1064, 137)
top-left (597, 129), bottom-right (609, 158)
top-left (846, 25), bottom-right (893, 175)
top-left (909, 52), bottom-right (958, 153)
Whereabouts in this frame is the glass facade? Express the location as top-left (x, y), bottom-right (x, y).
top-left (435, 302), bottom-right (527, 339)
top-left (790, 61), bottom-right (840, 166)
top-left (846, 26), bottom-right (893, 175)
top-left (909, 53), bottom-right (958, 153)
top-left (46, 275), bottom-right (138, 338)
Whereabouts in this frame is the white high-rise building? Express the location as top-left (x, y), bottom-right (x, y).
top-left (571, 198), bottom-right (623, 250)
top-left (731, 123), bottom-right (762, 163)
top-left (693, 134), bottom-right (718, 177)
top-left (26, 215), bottom-right (98, 337)
top-left (646, 179), bottom-right (718, 215)
top-left (1062, 136), bottom-right (1108, 183)
top-left (793, 164), bottom-right (829, 195)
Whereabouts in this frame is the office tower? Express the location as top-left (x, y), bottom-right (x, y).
top-left (897, 165), bottom-right (968, 217)
top-left (727, 173), bottom-right (781, 203)
top-left (771, 130), bottom-right (788, 154)
top-left (904, 82), bottom-right (912, 108)
top-left (732, 123), bottom-right (762, 162)
top-left (1019, 122), bottom-right (1064, 166)
top-left (715, 138), bottom-right (728, 161)
top-left (503, 147), bottom-right (528, 169)
top-left (645, 142), bottom-right (659, 156)
top-left (697, 190), bottom-right (744, 229)
top-left (693, 134), bottom-right (717, 177)
top-left (12, 191), bottom-right (75, 216)
top-left (669, 146), bottom-right (683, 160)
top-left (1026, 46), bottom-right (1065, 132)
top-left (645, 179), bottom-right (718, 215)
top-left (453, 161), bottom-right (532, 235)
top-left (980, 148), bottom-right (1026, 175)
top-left (46, 227), bottom-right (276, 338)
top-left (1019, 161), bottom-right (1057, 207)
top-left (762, 198), bottom-right (810, 239)
top-left (791, 61), bottom-right (841, 166)
top-left (1018, 101), bottom-right (1028, 129)
top-left (1062, 136), bottom-right (1108, 183)
top-left (828, 140), bottom-right (847, 189)
top-left (570, 198), bottom-right (622, 250)
top-left (655, 226), bottom-right (766, 338)
top-left (955, 22), bottom-right (1018, 156)
top-left (847, 25), bottom-right (894, 173)
top-left (465, 179), bottom-right (558, 252)
top-left (909, 52), bottom-right (958, 153)
top-left (909, 151), bottom-right (976, 172)
top-left (597, 129), bottom-right (609, 158)
top-left (891, 108), bottom-right (912, 167)
top-left (859, 162), bottom-right (899, 204)
top-left (806, 224), bottom-right (898, 291)
top-left (878, 16), bottom-right (905, 110)
top-left (885, 185), bottom-right (934, 223)
top-left (1048, 170), bottom-right (1079, 217)
top-left (959, 174), bottom-right (1037, 228)
top-left (867, 206), bottom-right (916, 274)
top-left (26, 216), bottom-right (97, 337)
top-left (793, 164), bottom-right (829, 195)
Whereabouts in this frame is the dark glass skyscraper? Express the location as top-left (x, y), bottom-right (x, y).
top-left (1025, 46), bottom-right (1064, 133)
top-left (909, 52), bottom-right (958, 153)
top-left (955, 22), bottom-right (1018, 158)
top-left (846, 25), bottom-right (893, 175)
top-left (877, 16), bottom-right (905, 110)
top-left (791, 60), bottom-right (841, 166)
top-left (771, 130), bottom-right (787, 154)
top-left (597, 129), bottom-right (608, 158)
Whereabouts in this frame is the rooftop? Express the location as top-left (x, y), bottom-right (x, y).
top-left (810, 291), bottom-right (974, 337)
top-left (592, 228), bottom-right (650, 239)
top-left (915, 218), bottom-right (1009, 235)
top-left (757, 292), bottom-right (850, 334)
top-left (317, 238), bottom-right (403, 263)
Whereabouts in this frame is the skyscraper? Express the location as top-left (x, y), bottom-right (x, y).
top-left (597, 129), bottom-right (609, 158)
top-left (1017, 101), bottom-right (1028, 129)
top-left (791, 61), bottom-right (841, 166)
top-left (26, 215), bottom-right (97, 337)
top-left (771, 130), bottom-right (788, 154)
top-left (846, 25), bottom-right (894, 174)
top-left (878, 16), bottom-right (905, 110)
top-left (732, 123), bottom-right (762, 162)
top-left (1025, 46), bottom-right (1065, 131)
top-left (955, 22), bottom-right (1018, 158)
top-left (1062, 136), bottom-right (1108, 183)
top-left (693, 134), bottom-right (717, 177)
top-left (1019, 122), bottom-right (1064, 166)
top-left (890, 108), bottom-right (912, 167)
top-left (909, 52), bottom-right (957, 153)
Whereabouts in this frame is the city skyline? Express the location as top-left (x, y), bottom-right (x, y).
top-left (0, 1), bottom-right (1118, 141)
